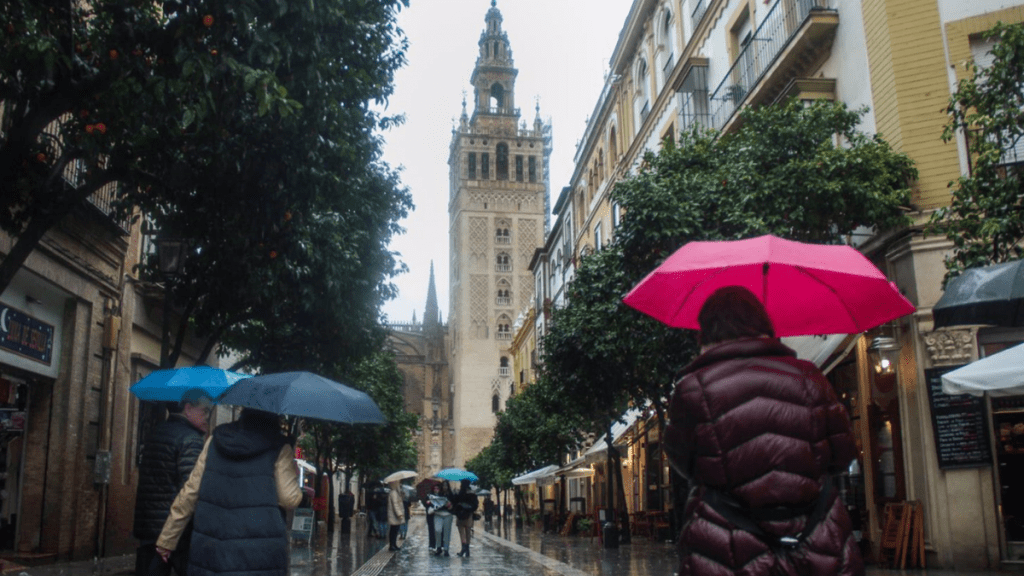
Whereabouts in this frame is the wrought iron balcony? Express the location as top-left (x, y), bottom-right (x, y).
top-left (708, 0), bottom-right (837, 133)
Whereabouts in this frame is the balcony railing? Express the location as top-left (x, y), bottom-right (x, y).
top-left (496, 297), bottom-right (511, 306)
top-left (679, 62), bottom-right (711, 131)
top-left (498, 367), bottom-right (511, 377)
top-left (708, 0), bottom-right (835, 131)
top-left (495, 236), bottom-right (511, 244)
top-left (496, 332), bottom-right (512, 341)
top-left (496, 264), bottom-right (512, 272)
top-left (479, 106), bottom-right (520, 117)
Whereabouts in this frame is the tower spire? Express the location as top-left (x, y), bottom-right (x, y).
top-left (424, 261), bottom-right (439, 329)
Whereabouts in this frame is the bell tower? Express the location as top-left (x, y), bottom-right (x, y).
top-left (447, 0), bottom-right (551, 466)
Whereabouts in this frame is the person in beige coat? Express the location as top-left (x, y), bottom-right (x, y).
top-left (387, 480), bottom-right (405, 551)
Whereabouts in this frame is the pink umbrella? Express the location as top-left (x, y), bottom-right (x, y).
top-left (622, 235), bottom-right (915, 337)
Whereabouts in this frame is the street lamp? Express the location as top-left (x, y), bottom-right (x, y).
top-left (156, 238), bottom-right (187, 369)
top-left (869, 336), bottom-right (901, 376)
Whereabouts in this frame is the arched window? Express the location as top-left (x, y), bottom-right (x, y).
top-left (636, 59), bottom-right (651, 125)
top-left (492, 393), bottom-right (500, 413)
top-left (496, 253), bottom-right (511, 272)
top-left (496, 315), bottom-right (512, 340)
top-left (497, 142), bottom-right (509, 180)
top-left (490, 82), bottom-right (505, 110)
top-left (500, 357), bottom-right (509, 367)
top-left (609, 125), bottom-right (618, 161)
top-left (598, 149), bottom-right (605, 181)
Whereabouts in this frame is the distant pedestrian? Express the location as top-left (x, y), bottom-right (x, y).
top-left (133, 390), bottom-right (212, 576)
top-left (430, 483), bottom-right (454, 556)
top-left (400, 491), bottom-right (411, 539)
top-left (423, 483), bottom-right (441, 551)
top-left (154, 408), bottom-right (311, 576)
top-left (386, 481), bottom-right (404, 551)
top-left (374, 486), bottom-right (388, 539)
top-left (664, 286), bottom-right (863, 576)
top-left (483, 496), bottom-right (494, 523)
top-left (338, 490), bottom-right (355, 534)
top-left (452, 479), bottom-right (479, 558)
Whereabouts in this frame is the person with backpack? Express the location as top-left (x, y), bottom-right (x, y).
top-left (663, 286), bottom-right (863, 576)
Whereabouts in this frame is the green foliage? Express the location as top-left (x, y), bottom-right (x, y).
top-left (491, 377), bottom-right (587, 474)
top-left (931, 21), bottom-right (1024, 281)
top-left (0, 0), bottom-right (413, 378)
top-left (530, 100), bottom-right (915, 470)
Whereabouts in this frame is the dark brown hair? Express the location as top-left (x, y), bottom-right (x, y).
top-left (697, 286), bottom-right (775, 346)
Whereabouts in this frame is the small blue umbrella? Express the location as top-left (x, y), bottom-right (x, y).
top-left (130, 366), bottom-right (250, 402)
top-left (216, 371), bottom-right (386, 425)
top-left (436, 468), bottom-right (478, 482)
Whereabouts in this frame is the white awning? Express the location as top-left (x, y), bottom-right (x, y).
top-left (781, 334), bottom-right (849, 370)
top-left (583, 408), bottom-right (643, 464)
top-left (555, 456), bottom-right (594, 479)
top-left (942, 343), bottom-right (1024, 397)
top-left (295, 459), bottom-right (317, 473)
top-left (511, 464), bottom-right (558, 486)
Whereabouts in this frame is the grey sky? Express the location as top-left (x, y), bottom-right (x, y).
top-left (380, 0), bottom-right (631, 324)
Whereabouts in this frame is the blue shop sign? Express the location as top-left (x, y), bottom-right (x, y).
top-left (0, 304), bottom-right (54, 365)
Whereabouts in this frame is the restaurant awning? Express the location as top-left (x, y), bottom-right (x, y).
top-left (941, 342), bottom-right (1024, 397)
top-left (583, 408), bottom-right (642, 464)
top-left (556, 456), bottom-right (595, 478)
top-left (511, 464), bottom-right (558, 486)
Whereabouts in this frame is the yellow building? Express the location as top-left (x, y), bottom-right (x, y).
top-left (545, 0), bottom-right (1024, 569)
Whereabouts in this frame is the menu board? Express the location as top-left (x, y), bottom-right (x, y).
top-left (925, 366), bottom-right (992, 469)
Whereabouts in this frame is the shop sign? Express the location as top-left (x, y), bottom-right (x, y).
top-left (0, 304), bottom-right (54, 366)
top-left (925, 366), bottom-right (992, 469)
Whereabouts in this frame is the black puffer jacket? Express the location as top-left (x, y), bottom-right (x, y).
top-left (664, 338), bottom-right (862, 576)
top-left (188, 420), bottom-right (288, 576)
top-left (133, 415), bottom-right (205, 542)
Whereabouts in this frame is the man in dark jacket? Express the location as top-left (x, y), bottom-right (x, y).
top-left (155, 408), bottom-right (306, 576)
top-left (664, 286), bottom-right (862, 576)
top-left (133, 390), bottom-right (211, 576)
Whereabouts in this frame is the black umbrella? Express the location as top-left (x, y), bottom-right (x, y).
top-left (216, 371), bottom-right (387, 424)
top-left (933, 260), bottom-right (1024, 329)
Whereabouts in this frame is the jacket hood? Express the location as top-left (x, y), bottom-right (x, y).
top-left (212, 420), bottom-right (284, 460)
top-left (683, 337), bottom-right (796, 375)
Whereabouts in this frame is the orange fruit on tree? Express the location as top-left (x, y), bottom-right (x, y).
top-left (203, 15), bottom-right (214, 27)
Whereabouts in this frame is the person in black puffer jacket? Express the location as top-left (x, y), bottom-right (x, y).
top-left (155, 409), bottom-right (307, 576)
top-left (133, 391), bottom-right (212, 576)
top-left (452, 479), bottom-right (479, 558)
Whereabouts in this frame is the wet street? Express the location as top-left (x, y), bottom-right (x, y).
top-left (287, 515), bottom-right (1013, 576)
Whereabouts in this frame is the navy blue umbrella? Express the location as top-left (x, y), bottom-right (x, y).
top-left (933, 259), bottom-right (1024, 328)
top-left (216, 371), bottom-right (386, 424)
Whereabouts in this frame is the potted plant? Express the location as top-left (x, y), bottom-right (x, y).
top-left (576, 517), bottom-right (594, 535)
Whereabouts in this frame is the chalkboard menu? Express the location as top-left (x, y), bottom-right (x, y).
top-left (925, 366), bottom-right (992, 469)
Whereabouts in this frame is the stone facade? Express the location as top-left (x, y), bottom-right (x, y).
top-left (447, 1), bottom-right (550, 466)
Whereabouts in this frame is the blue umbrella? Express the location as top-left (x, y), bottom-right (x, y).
top-left (129, 366), bottom-right (250, 402)
top-left (436, 468), bottom-right (478, 482)
top-left (216, 371), bottom-right (386, 425)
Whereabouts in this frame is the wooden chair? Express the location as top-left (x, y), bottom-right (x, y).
top-left (650, 511), bottom-right (671, 541)
top-left (631, 511), bottom-right (651, 537)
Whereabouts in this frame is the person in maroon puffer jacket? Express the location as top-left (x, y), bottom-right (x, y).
top-left (664, 286), bottom-right (863, 576)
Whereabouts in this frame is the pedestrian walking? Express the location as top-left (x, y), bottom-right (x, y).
top-left (452, 479), bottom-right (479, 558)
top-left (338, 490), bottom-right (355, 534)
top-left (374, 486), bottom-right (388, 539)
top-left (386, 481), bottom-right (404, 551)
top-left (430, 484), bottom-right (455, 557)
top-left (154, 408), bottom-right (311, 576)
top-left (133, 390), bottom-right (212, 576)
top-left (664, 286), bottom-right (863, 576)
top-left (483, 496), bottom-right (494, 524)
top-left (423, 483), bottom-right (441, 551)
top-left (400, 491), bottom-right (411, 540)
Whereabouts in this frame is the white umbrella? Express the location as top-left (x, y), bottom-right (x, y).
top-left (941, 343), bottom-right (1024, 397)
top-left (383, 470), bottom-right (417, 483)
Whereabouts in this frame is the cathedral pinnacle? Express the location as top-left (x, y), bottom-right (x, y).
top-left (424, 261), bottom-right (439, 329)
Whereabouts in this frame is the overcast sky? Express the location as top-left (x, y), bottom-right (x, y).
top-left (379, 0), bottom-right (632, 324)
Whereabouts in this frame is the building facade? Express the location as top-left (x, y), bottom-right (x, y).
top-left (387, 264), bottom-right (452, 478)
top-left (447, 1), bottom-right (551, 466)
top-left (543, 0), bottom-right (1024, 569)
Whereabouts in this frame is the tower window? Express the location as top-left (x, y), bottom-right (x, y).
top-left (497, 143), bottom-right (509, 180)
top-left (528, 156), bottom-right (537, 183)
top-left (468, 152), bottom-right (477, 180)
top-left (492, 393), bottom-right (500, 413)
top-left (482, 153), bottom-right (490, 179)
top-left (496, 227), bottom-right (510, 244)
top-left (516, 155), bottom-right (524, 182)
top-left (490, 83), bottom-right (505, 110)
top-left (496, 253), bottom-right (511, 272)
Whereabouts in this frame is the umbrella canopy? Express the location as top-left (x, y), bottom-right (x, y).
top-left (383, 470), bottom-right (417, 483)
top-left (933, 260), bottom-right (1024, 329)
top-left (415, 477), bottom-right (442, 500)
top-left (435, 468), bottom-right (478, 482)
top-left (623, 234), bottom-right (915, 337)
top-left (941, 343), bottom-right (1024, 397)
top-left (130, 366), bottom-right (250, 402)
top-left (475, 488), bottom-right (492, 496)
top-left (216, 371), bottom-right (386, 424)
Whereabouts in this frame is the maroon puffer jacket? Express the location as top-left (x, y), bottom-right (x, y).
top-left (664, 338), bottom-right (863, 576)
